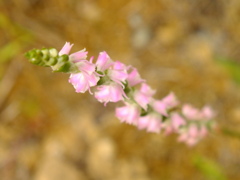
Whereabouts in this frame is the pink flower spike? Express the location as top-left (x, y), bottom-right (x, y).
top-left (69, 72), bottom-right (99, 94)
top-left (59, 42), bottom-right (73, 56)
top-left (96, 51), bottom-right (113, 71)
top-left (127, 67), bottom-right (145, 87)
top-left (69, 49), bottom-right (88, 62)
top-left (94, 83), bottom-right (127, 105)
top-left (115, 103), bottom-right (140, 125)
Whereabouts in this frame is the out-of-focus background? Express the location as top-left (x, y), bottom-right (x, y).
top-left (0, 0), bottom-right (240, 180)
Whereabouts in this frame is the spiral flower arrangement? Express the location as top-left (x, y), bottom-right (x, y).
top-left (25, 42), bottom-right (216, 146)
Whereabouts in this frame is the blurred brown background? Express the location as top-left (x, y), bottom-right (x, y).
top-left (0, 0), bottom-right (240, 180)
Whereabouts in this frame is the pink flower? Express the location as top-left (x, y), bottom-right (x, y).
top-left (201, 106), bottom-right (215, 120)
top-left (115, 103), bottom-right (140, 125)
top-left (76, 60), bottom-right (95, 74)
top-left (182, 104), bottom-right (201, 120)
top-left (163, 113), bottom-right (186, 134)
top-left (134, 83), bottom-right (156, 110)
top-left (59, 42), bottom-right (88, 63)
top-left (94, 83), bottom-right (127, 105)
top-left (127, 67), bottom-right (145, 87)
top-left (69, 49), bottom-right (88, 63)
top-left (178, 124), bottom-right (209, 146)
top-left (59, 42), bottom-right (73, 56)
top-left (69, 60), bottom-right (99, 93)
top-left (108, 61), bottom-right (128, 86)
top-left (138, 113), bottom-right (162, 133)
top-left (182, 104), bottom-right (215, 121)
top-left (69, 72), bottom-right (99, 93)
top-left (162, 92), bottom-right (179, 108)
top-left (170, 113), bottom-right (186, 131)
top-left (96, 51), bottom-right (113, 71)
top-left (153, 92), bottom-right (179, 117)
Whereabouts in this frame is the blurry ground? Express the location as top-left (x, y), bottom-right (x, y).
top-left (0, 0), bottom-right (240, 180)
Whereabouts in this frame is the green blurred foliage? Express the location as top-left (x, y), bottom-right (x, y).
top-left (215, 56), bottom-right (240, 85)
top-left (193, 155), bottom-right (227, 180)
top-left (0, 12), bottom-right (33, 77)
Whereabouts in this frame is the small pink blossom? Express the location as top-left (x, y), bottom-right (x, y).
top-left (178, 124), bottom-right (208, 146)
top-left (59, 42), bottom-right (88, 63)
top-left (108, 61), bottom-right (128, 86)
top-left (127, 67), bottom-right (145, 87)
top-left (171, 113), bottom-right (186, 129)
top-left (59, 42), bottom-right (73, 56)
top-left (94, 83), bottom-right (127, 105)
top-left (69, 60), bottom-right (99, 93)
top-left (115, 103), bottom-right (140, 125)
top-left (134, 83), bottom-right (156, 110)
top-left (182, 104), bottom-right (201, 120)
top-left (69, 72), bottom-right (99, 93)
top-left (153, 101), bottom-right (168, 116)
top-left (69, 49), bottom-right (88, 63)
top-left (138, 113), bottom-right (162, 133)
top-left (201, 106), bottom-right (215, 120)
top-left (96, 51), bottom-right (113, 71)
top-left (163, 113), bottom-right (186, 134)
top-left (153, 92), bottom-right (179, 117)
top-left (76, 60), bottom-right (96, 74)
top-left (162, 92), bottom-right (179, 108)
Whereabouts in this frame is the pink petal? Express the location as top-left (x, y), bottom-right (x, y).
top-left (138, 116), bottom-right (150, 130)
top-left (201, 106), bottom-right (215, 120)
top-left (134, 90), bottom-right (150, 110)
top-left (171, 113), bottom-right (186, 130)
top-left (162, 92), bottom-right (179, 109)
top-left (188, 125), bottom-right (199, 138)
top-left (69, 72), bottom-right (99, 93)
top-left (77, 60), bottom-right (96, 74)
top-left (146, 115), bottom-right (162, 133)
top-left (69, 50), bottom-right (88, 62)
top-left (182, 104), bottom-right (201, 120)
top-left (94, 83), bottom-right (126, 105)
top-left (96, 51), bottom-right (113, 71)
top-left (140, 83), bottom-right (156, 97)
top-left (115, 104), bottom-right (140, 125)
top-left (59, 42), bottom-right (73, 56)
top-left (127, 67), bottom-right (145, 87)
top-left (134, 83), bottom-right (155, 110)
top-left (153, 100), bottom-right (168, 116)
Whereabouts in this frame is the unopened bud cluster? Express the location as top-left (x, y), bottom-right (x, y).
top-left (25, 42), bottom-right (216, 146)
top-left (25, 48), bottom-right (78, 73)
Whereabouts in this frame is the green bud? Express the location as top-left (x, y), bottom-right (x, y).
top-left (42, 54), bottom-right (50, 61)
top-left (25, 48), bottom-right (75, 73)
top-left (41, 48), bottom-right (49, 56)
top-left (49, 48), bottom-right (58, 57)
top-left (48, 57), bottom-right (58, 66)
top-left (29, 57), bottom-right (41, 65)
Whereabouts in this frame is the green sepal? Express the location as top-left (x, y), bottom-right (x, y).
top-left (53, 62), bottom-right (71, 73)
